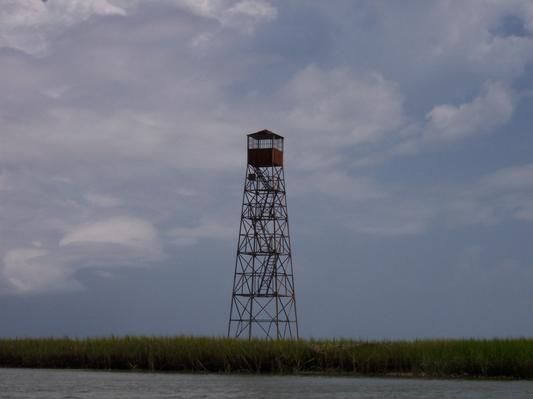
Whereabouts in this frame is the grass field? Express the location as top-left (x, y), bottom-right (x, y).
top-left (0, 337), bottom-right (531, 379)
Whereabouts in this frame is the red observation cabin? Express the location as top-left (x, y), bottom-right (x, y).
top-left (247, 129), bottom-right (284, 167)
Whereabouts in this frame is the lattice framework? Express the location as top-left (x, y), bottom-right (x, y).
top-left (228, 163), bottom-right (299, 339)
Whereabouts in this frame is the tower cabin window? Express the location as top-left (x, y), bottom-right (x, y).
top-left (248, 137), bottom-right (283, 151)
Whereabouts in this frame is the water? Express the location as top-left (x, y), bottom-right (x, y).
top-left (0, 368), bottom-right (532, 398)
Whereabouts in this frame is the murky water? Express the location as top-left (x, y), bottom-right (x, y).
top-left (0, 368), bottom-right (532, 398)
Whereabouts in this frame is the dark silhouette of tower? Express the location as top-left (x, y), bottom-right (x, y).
top-left (228, 130), bottom-right (299, 339)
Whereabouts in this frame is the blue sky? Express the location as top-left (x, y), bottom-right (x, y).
top-left (0, 0), bottom-right (532, 339)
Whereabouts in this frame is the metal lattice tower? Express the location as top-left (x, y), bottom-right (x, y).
top-left (228, 130), bottom-right (299, 339)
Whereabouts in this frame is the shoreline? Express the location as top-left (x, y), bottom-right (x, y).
top-left (0, 337), bottom-right (531, 380)
top-left (0, 366), bottom-right (529, 381)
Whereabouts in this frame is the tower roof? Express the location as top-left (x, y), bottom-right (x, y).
top-left (248, 129), bottom-right (284, 140)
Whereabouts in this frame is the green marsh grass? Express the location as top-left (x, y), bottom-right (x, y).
top-left (0, 337), bottom-right (531, 379)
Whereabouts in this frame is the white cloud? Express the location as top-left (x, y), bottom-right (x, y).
top-left (386, 1), bottom-right (533, 81)
top-left (221, 0), bottom-right (277, 33)
top-left (42, 85), bottom-right (70, 100)
top-left (357, 80), bottom-right (516, 165)
top-left (0, 0), bottom-right (275, 55)
top-left (308, 0), bottom-right (533, 93)
top-left (0, 0), bottom-right (126, 54)
top-left (0, 216), bottom-right (163, 295)
top-left (2, 248), bottom-right (80, 294)
top-left (282, 65), bottom-right (405, 147)
top-left (151, 0), bottom-right (276, 32)
top-left (293, 170), bottom-right (387, 202)
top-left (442, 196), bottom-right (499, 227)
top-left (480, 163), bottom-right (533, 191)
top-left (478, 163), bottom-right (533, 223)
top-left (420, 163), bottom-right (533, 228)
top-left (430, 2), bottom-right (533, 77)
top-left (424, 81), bottom-right (514, 142)
top-left (332, 162), bottom-right (533, 236)
top-left (169, 219), bottom-right (234, 246)
top-left (225, 0), bottom-right (276, 19)
top-left (60, 217), bottom-right (160, 253)
top-left (306, 0), bottom-right (532, 168)
top-left (344, 204), bottom-right (432, 237)
top-left (85, 193), bottom-right (122, 208)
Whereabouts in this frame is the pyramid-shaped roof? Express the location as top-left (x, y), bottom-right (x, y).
top-left (248, 129), bottom-right (283, 140)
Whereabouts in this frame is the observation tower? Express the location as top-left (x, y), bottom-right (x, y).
top-left (227, 130), bottom-right (299, 339)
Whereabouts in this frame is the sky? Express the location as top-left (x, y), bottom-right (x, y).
top-left (1, 0), bottom-right (533, 339)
